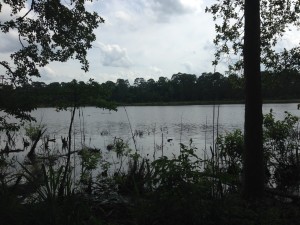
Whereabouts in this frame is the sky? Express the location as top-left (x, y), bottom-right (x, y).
top-left (83, 0), bottom-right (221, 85)
top-left (0, 0), bottom-right (299, 84)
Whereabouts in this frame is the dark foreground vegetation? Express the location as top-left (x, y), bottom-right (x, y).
top-left (3, 69), bottom-right (300, 108)
top-left (1, 110), bottom-right (300, 225)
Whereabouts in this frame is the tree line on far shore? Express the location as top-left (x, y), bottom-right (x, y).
top-left (3, 69), bottom-right (300, 107)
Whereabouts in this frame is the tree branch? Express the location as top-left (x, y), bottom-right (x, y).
top-left (18, 34), bottom-right (25, 48)
top-left (0, 61), bottom-right (17, 87)
top-left (18, 0), bottom-right (35, 21)
top-left (0, 61), bottom-right (14, 76)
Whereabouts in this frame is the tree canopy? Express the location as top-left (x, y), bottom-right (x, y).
top-left (0, 0), bottom-right (104, 129)
top-left (0, 0), bottom-right (103, 84)
top-left (7, 70), bottom-right (300, 107)
top-left (206, 0), bottom-right (300, 72)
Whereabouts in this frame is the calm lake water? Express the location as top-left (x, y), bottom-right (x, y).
top-left (27, 103), bottom-right (300, 158)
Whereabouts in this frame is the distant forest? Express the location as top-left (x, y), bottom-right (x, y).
top-left (3, 69), bottom-right (300, 107)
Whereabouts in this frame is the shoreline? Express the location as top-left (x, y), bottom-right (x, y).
top-left (118, 99), bottom-right (300, 107)
top-left (35, 99), bottom-right (300, 108)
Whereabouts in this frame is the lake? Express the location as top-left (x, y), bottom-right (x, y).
top-left (27, 103), bottom-right (300, 158)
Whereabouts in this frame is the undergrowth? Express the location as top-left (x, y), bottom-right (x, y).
top-left (1, 110), bottom-right (300, 225)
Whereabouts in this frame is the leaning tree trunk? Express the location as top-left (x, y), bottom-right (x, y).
top-left (243, 0), bottom-right (264, 199)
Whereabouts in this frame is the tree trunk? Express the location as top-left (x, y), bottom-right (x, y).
top-left (243, 0), bottom-right (264, 199)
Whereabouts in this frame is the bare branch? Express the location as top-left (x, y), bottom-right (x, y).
top-left (18, 34), bottom-right (25, 48)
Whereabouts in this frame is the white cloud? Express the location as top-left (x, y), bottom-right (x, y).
top-left (84, 0), bottom-right (95, 7)
top-left (41, 66), bottom-right (55, 76)
top-left (182, 61), bottom-right (193, 73)
top-left (97, 42), bottom-right (133, 68)
top-left (181, 0), bottom-right (203, 10)
top-left (0, 1), bottom-right (35, 21)
top-left (39, 66), bottom-right (57, 81)
top-left (0, 2), bottom-right (42, 54)
top-left (0, 0), bottom-right (244, 85)
top-left (276, 26), bottom-right (300, 51)
top-left (145, 0), bottom-right (200, 22)
top-left (0, 4), bottom-right (32, 53)
top-left (115, 11), bottom-right (132, 22)
top-left (0, 31), bottom-right (20, 53)
top-left (151, 0), bottom-right (191, 14)
top-left (150, 66), bottom-right (163, 75)
top-left (0, 4), bottom-right (13, 22)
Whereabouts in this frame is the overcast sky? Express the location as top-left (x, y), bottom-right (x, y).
top-left (0, 0), bottom-right (299, 84)
top-left (62, 0), bottom-right (221, 84)
top-left (84, 0), bottom-right (221, 85)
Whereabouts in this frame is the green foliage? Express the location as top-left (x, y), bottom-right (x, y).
top-left (206, 0), bottom-right (300, 72)
top-left (218, 129), bottom-right (243, 165)
top-left (115, 155), bottom-right (152, 196)
top-left (0, 0), bottom-right (104, 82)
top-left (78, 147), bottom-right (102, 190)
top-left (151, 144), bottom-right (203, 191)
top-left (3, 111), bottom-right (300, 224)
top-left (103, 138), bottom-right (152, 196)
top-left (8, 70), bottom-right (300, 107)
top-left (16, 163), bottom-right (99, 224)
top-left (0, 0), bottom-right (105, 133)
top-left (263, 110), bottom-right (300, 191)
top-left (215, 110), bottom-right (300, 193)
top-left (24, 123), bottom-right (45, 142)
top-left (216, 130), bottom-right (244, 192)
top-left (131, 145), bottom-right (217, 225)
top-left (0, 85), bottom-right (36, 131)
top-left (111, 137), bottom-right (131, 159)
top-left (20, 163), bottom-right (73, 202)
top-left (264, 110), bottom-right (298, 142)
top-left (79, 148), bottom-right (101, 172)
